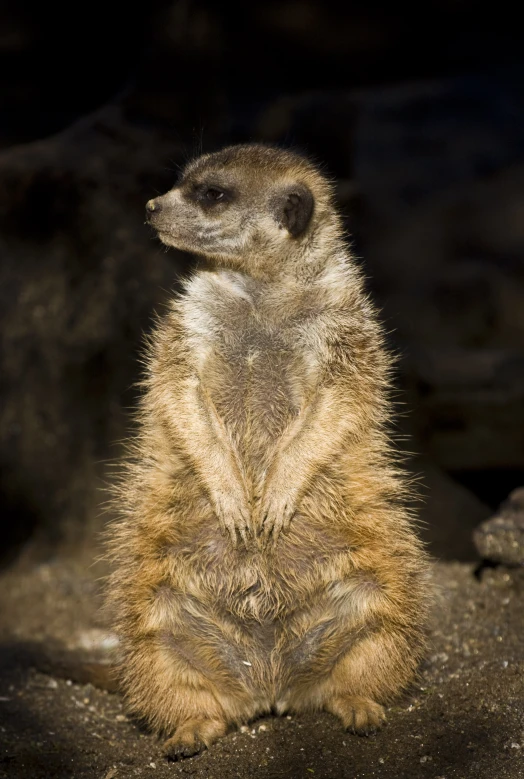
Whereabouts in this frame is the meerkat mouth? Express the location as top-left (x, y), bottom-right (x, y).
top-left (155, 229), bottom-right (177, 247)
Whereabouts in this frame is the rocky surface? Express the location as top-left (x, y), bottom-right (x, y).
top-left (0, 550), bottom-right (523, 779)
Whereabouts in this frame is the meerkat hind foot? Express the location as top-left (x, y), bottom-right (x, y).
top-left (163, 717), bottom-right (227, 760)
top-left (328, 695), bottom-right (386, 736)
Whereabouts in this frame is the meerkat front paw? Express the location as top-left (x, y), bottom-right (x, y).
top-left (258, 488), bottom-right (297, 544)
top-left (212, 488), bottom-right (252, 546)
top-left (163, 718), bottom-right (228, 760)
top-left (328, 695), bottom-right (386, 736)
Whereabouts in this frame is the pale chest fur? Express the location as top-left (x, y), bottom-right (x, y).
top-left (181, 271), bottom-right (320, 475)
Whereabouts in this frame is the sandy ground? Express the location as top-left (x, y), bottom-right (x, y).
top-left (0, 553), bottom-right (523, 779)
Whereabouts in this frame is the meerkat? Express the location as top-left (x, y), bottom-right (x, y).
top-left (106, 143), bottom-right (431, 760)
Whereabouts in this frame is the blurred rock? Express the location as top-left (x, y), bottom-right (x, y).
top-left (407, 348), bottom-right (524, 472)
top-left (355, 69), bottom-right (524, 481)
top-left (0, 105), bottom-right (189, 561)
top-left (473, 487), bottom-right (524, 565)
top-left (414, 459), bottom-right (491, 561)
top-left (356, 69), bottom-right (524, 219)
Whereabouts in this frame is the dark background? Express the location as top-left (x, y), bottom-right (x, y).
top-left (1, 0), bottom-right (523, 566)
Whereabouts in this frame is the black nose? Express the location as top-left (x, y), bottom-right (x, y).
top-left (146, 198), bottom-right (161, 215)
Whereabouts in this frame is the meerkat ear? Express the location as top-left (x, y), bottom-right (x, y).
top-left (271, 184), bottom-right (314, 238)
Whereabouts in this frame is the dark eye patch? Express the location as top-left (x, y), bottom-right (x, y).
top-left (188, 181), bottom-right (234, 208)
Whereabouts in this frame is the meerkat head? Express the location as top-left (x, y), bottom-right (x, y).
top-left (145, 144), bottom-right (339, 276)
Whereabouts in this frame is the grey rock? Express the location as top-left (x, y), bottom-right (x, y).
top-left (473, 487), bottom-right (524, 565)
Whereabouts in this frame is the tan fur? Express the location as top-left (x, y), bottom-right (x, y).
top-left (105, 144), bottom-right (431, 759)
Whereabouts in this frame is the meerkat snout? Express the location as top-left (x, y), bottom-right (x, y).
top-left (145, 198), bottom-right (165, 229)
top-left (146, 198), bottom-right (161, 214)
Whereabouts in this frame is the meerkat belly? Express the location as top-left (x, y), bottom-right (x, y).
top-left (205, 333), bottom-right (303, 469)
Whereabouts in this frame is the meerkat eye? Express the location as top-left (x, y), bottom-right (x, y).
top-left (205, 187), bottom-right (225, 202)
top-left (189, 183), bottom-right (231, 207)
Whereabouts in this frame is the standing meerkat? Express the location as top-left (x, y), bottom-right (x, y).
top-left (106, 144), bottom-right (431, 759)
